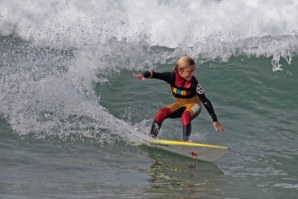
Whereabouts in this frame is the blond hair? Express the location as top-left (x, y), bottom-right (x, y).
top-left (173, 56), bottom-right (195, 72)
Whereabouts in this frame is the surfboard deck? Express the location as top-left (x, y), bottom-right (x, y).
top-left (147, 139), bottom-right (229, 162)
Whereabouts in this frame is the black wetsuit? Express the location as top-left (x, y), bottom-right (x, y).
top-left (143, 71), bottom-right (218, 122)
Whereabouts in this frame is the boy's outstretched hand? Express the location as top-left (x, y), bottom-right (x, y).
top-left (213, 121), bottom-right (224, 132)
top-left (132, 73), bottom-right (145, 80)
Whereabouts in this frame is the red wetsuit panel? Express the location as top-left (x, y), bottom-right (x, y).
top-left (154, 107), bottom-right (172, 123)
top-left (181, 111), bottom-right (191, 126)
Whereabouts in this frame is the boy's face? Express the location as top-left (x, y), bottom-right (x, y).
top-left (179, 66), bottom-right (195, 81)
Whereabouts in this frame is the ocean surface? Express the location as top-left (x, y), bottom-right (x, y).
top-left (1, 0), bottom-right (298, 198)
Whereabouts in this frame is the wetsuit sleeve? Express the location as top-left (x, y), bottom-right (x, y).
top-left (142, 71), bottom-right (174, 84)
top-left (195, 82), bottom-right (218, 122)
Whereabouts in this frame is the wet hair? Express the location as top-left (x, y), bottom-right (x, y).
top-left (173, 56), bottom-right (195, 72)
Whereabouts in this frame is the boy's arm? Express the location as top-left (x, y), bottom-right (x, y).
top-left (198, 92), bottom-right (218, 122)
top-left (133, 71), bottom-right (173, 84)
top-left (195, 83), bottom-right (224, 131)
top-left (194, 82), bottom-right (217, 121)
top-left (142, 71), bottom-right (174, 84)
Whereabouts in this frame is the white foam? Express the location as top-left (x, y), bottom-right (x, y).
top-left (1, 0), bottom-right (298, 47)
top-left (0, 39), bottom-right (146, 143)
top-left (1, 0), bottom-right (297, 70)
top-left (273, 183), bottom-right (298, 189)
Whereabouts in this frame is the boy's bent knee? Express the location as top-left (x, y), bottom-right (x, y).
top-left (155, 107), bottom-right (171, 123)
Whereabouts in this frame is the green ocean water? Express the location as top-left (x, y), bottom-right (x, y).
top-left (1, 1), bottom-right (298, 198)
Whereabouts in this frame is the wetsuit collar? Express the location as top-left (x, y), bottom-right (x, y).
top-left (175, 71), bottom-right (192, 88)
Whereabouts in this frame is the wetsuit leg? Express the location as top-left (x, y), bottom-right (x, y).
top-left (168, 106), bottom-right (201, 120)
top-left (190, 104), bottom-right (201, 120)
top-left (150, 103), bottom-right (182, 138)
top-left (150, 120), bottom-right (162, 138)
top-left (183, 123), bottom-right (191, 141)
top-left (150, 107), bottom-right (171, 137)
top-left (181, 103), bottom-right (202, 141)
top-left (181, 110), bottom-right (191, 141)
top-left (168, 107), bottom-right (186, 119)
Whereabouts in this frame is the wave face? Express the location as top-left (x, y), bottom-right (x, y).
top-left (0, 0), bottom-right (298, 141)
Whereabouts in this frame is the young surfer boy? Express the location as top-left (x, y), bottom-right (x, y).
top-left (133, 56), bottom-right (224, 141)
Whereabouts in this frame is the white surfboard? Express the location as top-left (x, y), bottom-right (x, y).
top-left (148, 139), bottom-right (229, 162)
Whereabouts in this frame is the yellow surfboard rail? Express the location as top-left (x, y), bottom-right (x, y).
top-left (149, 139), bottom-right (229, 150)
